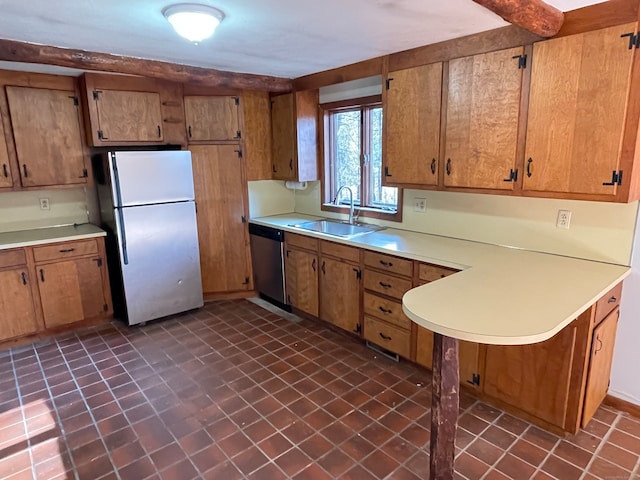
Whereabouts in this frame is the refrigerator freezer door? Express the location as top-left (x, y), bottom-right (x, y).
top-left (114, 201), bottom-right (203, 325)
top-left (109, 150), bottom-right (195, 206)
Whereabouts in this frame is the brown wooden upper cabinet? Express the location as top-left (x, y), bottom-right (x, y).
top-left (271, 90), bottom-right (319, 181)
top-left (383, 62), bottom-right (443, 188)
top-left (81, 73), bottom-right (186, 147)
top-left (91, 89), bottom-right (163, 143)
top-left (6, 86), bottom-right (87, 187)
top-left (242, 90), bottom-right (273, 181)
top-left (184, 95), bottom-right (240, 142)
top-left (0, 117), bottom-right (13, 188)
top-left (443, 47), bottom-right (524, 191)
top-left (523, 23), bottom-right (636, 200)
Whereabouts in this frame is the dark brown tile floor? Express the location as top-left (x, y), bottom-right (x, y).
top-left (1, 299), bottom-right (639, 480)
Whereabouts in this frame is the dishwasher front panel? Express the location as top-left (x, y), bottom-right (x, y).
top-left (249, 225), bottom-right (288, 309)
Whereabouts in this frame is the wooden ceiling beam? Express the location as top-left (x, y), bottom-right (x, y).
top-left (472, 0), bottom-right (564, 37)
top-left (0, 39), bottom-right (293, 92)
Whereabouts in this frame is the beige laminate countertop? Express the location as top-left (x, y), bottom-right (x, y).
top-left (0, 224), bottom-right (106, 250)
top-left (251, 214), bottom-right (630, 346)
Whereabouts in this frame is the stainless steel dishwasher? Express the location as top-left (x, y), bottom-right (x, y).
top-left (249, 223), bottom-right (290, 311)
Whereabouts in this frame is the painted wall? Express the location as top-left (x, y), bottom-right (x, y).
top-left (0, 188), bottom-right (89, 233)
top-left (247, 180), bottom-right (295, 218)
top-left (610, 210), bottom-right (640, 405)
top-left (294, 181), bottom-right (637, 265)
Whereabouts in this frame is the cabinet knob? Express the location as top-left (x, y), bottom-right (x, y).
top-left (608, 296), bottom-right (617, 303)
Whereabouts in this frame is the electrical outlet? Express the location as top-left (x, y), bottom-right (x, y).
top-left (39, 198), bottom-right (50, 211)
top-left (413, 198), bottom-right (427, 213)
top-left (556, 209), bottom-right (571, 229)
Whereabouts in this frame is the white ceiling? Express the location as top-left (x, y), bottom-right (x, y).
top-left (0, 0), bottom-right (603, 79)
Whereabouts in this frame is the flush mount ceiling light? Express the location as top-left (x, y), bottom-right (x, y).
top-left (163, 3), bottom-right (225, 43)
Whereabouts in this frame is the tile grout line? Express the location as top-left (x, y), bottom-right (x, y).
top-left (578, 413), bottom-right (621, 480)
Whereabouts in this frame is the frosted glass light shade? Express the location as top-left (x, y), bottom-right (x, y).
top-left (163, 4), bottom-right (224, 43)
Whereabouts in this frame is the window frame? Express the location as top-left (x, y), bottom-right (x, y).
top-left (320, 95), bottom-right (403, 222)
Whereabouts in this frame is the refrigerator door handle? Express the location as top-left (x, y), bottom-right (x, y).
top-left (111, 154), bottom-right (124, 208)
top-left (116, 208), bottom-right (129, 265)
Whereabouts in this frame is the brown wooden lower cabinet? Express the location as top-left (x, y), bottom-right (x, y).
top-left (0, 237), bottom-right (112, 343)
top-left (0, 265), bottom-right (40, 340)
top-left (280, 232), bottom-right (622, 433)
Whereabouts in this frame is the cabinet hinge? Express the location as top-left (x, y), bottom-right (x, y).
top-left (242, 277), bottom-right (250, 285)
top-left (512, 54), bottom-right (527, 69)
top-left (603, 170), bottom-right (623, 186)
top-left (385, 78), bottom-right (394, 90)
top-left (621, 32), bottom-right (640, 49)
top-left (286, 249), bottom-right (289, 258)
top-left (503, 168), bottom-right (518, 182)
top-left (233, 96), bottom-right (240, 105)
top-left (287, 294), bottom-right (291, 304)
top-left (71, 96), bottom-right (79, 106)
top-left (467, 373), bottom-right (481, 386)
top-left (354, 323), bottom-right (362, 334)
top-left (235, 130), bottom-right (242, 139)
top-left (92, 90), bottom-right (100, 101)
top-left (81, 168), bottom-right (88, 178)
top-left (235, 149), bottom-right (243, 158)
top-left (384, 166), bottom-right (392, 177)
top-left (97, 130), bottom-right (105, 140)
top-left (241, 215), bottom-right (247, 223)
top-left (103, 304), bottom-right (108, 312)
top-left (353, 268), bottom-right (361, 280)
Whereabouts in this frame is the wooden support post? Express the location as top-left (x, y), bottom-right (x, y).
top-left (430, 333), bottom-right (460, 480)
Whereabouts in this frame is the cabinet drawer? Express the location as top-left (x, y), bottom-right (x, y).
top-left (0, 249), bottom-right (26, 269)
top-left (364, 251), bottom-right (413, 277)
top-left (418, 263), bottom-right (459, 283)
top-left (33, 239), bottom-right (99, 263)
top-left (364, 315), bottom-right (411, 358)
top-left (593, 282), bottom-right (622, 327)
top-left (363, 292), bottom-right (411, 330)
top-left (321, 240), bottom-right (359, 263)
top-left (286, 233), bottom-right (318, 252)
top-left (364, 270), bottom-right (412, 300)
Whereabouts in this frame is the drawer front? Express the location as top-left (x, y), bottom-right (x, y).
top-left (364, 315), bottom-right (411, 358)
top-left (364, 251), bottom-right (413, 277)
top-left (364, 270), bottom-right (413, 300)
top-left (418, 263), bottom-right (459, 283)
top-left (286, 233), bottom-right (318, 252)
top-left (0, 249), bottom-right (27, 269)
top-left (594, 282), bottom-right (623, 327)
top-left (33, 239), bottom-right (99, 263)
top-left (363, 292), bottom-right (411, 330)
top-left (320, 240), bottom-right (360, 263)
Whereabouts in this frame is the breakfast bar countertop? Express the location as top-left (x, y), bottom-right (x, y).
top-left (251, 214), bottom-right (630, 345)
top-left (0, 224), bottom-right (106, 251)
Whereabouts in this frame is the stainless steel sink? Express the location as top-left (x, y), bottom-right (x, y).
top-left (290, 219), bottom-right (385, 238)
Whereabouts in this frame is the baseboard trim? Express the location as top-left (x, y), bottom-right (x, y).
top-left (605, 394), bottom-right (640, 418)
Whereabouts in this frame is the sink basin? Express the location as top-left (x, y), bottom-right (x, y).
top-left (291, 219), bottom-right (385, 238)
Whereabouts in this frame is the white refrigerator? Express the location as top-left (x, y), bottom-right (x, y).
top-left (95, 150), bottom-right (204, 325)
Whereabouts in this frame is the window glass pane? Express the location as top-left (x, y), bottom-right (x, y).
top-left (368, 107), bottom-right (398, 209)
top-left (332, 110), bottom-right (361, 203)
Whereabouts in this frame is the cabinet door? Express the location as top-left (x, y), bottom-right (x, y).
top-left (483, 323), bottom-right (577, 428)
top-left (582, 307), bottom-right (619, 426)
top-left (184, 96), bottom-right (240, 142)
top-left (93, 89), bottom-right (163, 142)
top-left (285, 248), bottom-right (318, 316)
top-left (6, 86), bottom-right (87, 187)
top-left (271, 93), bottom-right (296, 180)
top-left (384, 63), bottom-right (442, 186)
top-left (524, 23), bottom-right (635, 196)
top-left (443, 47), bottom-right (523, 190)
top-left (243, 90), bottom-right (273, 181)
top-left (415, 325), bottom-right (481, 388)
top-left (38, 257), bottom-right (108, 328)
top-left (191, 145), bottom-right (252, 293)
top-left (0, 118), bottom-right (12, 188)
top-left (319, 256), bottom-right (360, 334)
top-left (0, 268), bottom-right (39, 340)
